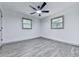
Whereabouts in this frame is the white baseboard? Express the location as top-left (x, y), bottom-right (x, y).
top-left (2, 36), bottom-right (79, 47)
top-left (41, 36), bottom-right (79, 47)
top-left (3, 36), bottom-right (41, 46)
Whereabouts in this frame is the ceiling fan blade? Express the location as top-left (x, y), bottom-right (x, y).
top-left (42, 10), bottom-right (49, 13)
top-left (40, 2), bottom-right (46, 10)
top-left (29, 5), bottom-right (37, 10)
top-left (30, 12), bottom-right (36, 14)
top-left (39, 14), bottom-right (41, 16)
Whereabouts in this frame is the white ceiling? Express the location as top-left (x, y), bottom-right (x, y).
top-left (0, 2), bottom-right (76, 19)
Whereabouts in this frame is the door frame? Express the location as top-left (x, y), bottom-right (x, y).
top-left (0, 8), bottom-right (3, 48)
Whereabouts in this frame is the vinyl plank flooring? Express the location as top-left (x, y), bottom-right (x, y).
top-left (0, 37), bottom-right (79, 57)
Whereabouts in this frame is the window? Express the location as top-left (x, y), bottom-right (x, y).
top-left (22, 17), bottom-right (32, 29)
top-left (51, 16), bottom-right (64, 29)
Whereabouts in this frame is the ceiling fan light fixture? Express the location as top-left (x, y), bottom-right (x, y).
top-left (30, 2), bottom-right (49, 16)
top-left (36, 10), bottom-right (41, 14)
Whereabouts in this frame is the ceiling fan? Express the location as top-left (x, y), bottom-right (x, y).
top-left (29, 2), bottom-right (49, 16)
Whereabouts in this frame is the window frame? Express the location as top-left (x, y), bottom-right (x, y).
top-left (22, 17), bottom-right (32, 29)
top-left (51, 15), bottom-right (64, 29)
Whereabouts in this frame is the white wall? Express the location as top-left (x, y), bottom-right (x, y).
top-left (2, 7), bottom-right (40, 44)
top-left (1, 3), bottom-right (79, 46)
top-left (40, 3), bottom-right (79, 45)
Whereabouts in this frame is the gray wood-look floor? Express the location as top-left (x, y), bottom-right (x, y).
top-left (0, 37), bottom-right (79, 57)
